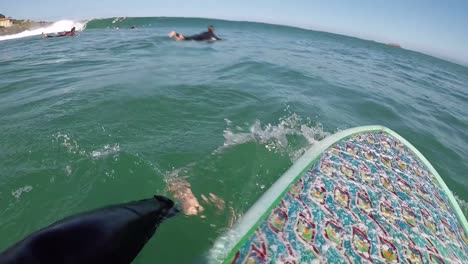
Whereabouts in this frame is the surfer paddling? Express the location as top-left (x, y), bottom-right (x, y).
top-left (42, 27), bottom-right (76, 38)
top-left (168, 25), bottom-right (221, 41)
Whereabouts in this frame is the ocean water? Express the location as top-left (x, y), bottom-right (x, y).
top-left (1, 17), bottom-right (467, 263)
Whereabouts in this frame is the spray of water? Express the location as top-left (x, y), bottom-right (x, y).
top-left (454, 194), bottom-right (468, 218)
top-left (219, 113), bottom-right (330, 162)
top-left (53, 132), bottom-right (120, 159)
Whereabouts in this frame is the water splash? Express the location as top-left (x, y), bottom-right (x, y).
top-left (65, 165), bottom-right (72, 176)
top-left (53, 132), bottom-right (87, 156)
top-left (12, 185), bottom-right (33, 199)
top-left (220, 113), bottom-right (330, 161)
top-left (454, 194), bottom-right (468, 218)
top-left (90, 144), bottom-right (120, 159)
top-left (0, 20), bottom-right (87, 41)
top-left (53, 132), bottom-right (120, 159)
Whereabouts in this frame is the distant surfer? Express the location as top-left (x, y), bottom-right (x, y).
top-left (42, 27), bottom-right (76, 38)
top-left (168, 25), bottom-right (221, 41)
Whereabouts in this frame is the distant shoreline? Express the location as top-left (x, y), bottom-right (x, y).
top-left (0, 19), bottom-right (51, 36)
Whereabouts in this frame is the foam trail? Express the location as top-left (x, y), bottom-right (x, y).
top-left (0, 20), bottom-right (86, 41)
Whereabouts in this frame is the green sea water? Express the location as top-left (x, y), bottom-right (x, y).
top-left (1, 17), bottom-right (467, 263)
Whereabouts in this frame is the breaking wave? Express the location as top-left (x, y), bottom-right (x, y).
top-left (0, 20), bottom-right (86, 41)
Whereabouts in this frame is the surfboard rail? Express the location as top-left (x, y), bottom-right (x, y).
top-left (210, 125), bottom-right (468, 263)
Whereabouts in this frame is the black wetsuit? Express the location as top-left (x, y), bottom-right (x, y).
top-left (44, 32), bottom-right (75, 38)
top-left (0, 195), bottom-right (177, 264)
top-left (184, 31), bottom-right (221, 41)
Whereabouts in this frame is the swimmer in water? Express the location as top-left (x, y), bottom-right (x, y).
top-left (168, 25), bottom-right (221, 41)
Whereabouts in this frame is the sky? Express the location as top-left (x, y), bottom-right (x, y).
top-left (3, 0), bottom-right (468, 65)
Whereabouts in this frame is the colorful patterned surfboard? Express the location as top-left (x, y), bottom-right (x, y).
top-left (210, 126), bottom-right (468, 263)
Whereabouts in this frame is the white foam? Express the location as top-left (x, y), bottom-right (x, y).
top-left (12, 185), bottom-right (33, 199)
top-left (112, 17), bottom-right (126, 24)
top-left (90, 144), bottom-right (120, 159)
top-left (0, 20), bottom-right (86, 41)
top-left (53, 132), bottom-right (87, 156)
top-left (65, 165), bottom-right (72, 176)
top-left (54, 132), bottom-right (120, 159)
top-left (454, 194), bottom-right (468, 217)
top-left (219, 113), bottom-right (330, 161)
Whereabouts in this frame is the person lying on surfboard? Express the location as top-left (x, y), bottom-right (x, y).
top-left (168, 25), bottom-right (221, 41)
top-left (42, 27), bottom-right (77, 38)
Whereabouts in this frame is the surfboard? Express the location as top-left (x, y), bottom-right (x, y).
top-left (210, 126), bottom-right (468, 263)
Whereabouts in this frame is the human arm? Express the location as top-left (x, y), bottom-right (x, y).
top-left (0, 195), bottom-right (177, 264)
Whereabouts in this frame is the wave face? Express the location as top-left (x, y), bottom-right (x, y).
top-left (0, 20), bottom-right (86, 41)
top-left (85, 17), bottom-right (227, 29)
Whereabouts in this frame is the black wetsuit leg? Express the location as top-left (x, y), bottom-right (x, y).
top-left (0, 195), bottom-right (177, 264)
